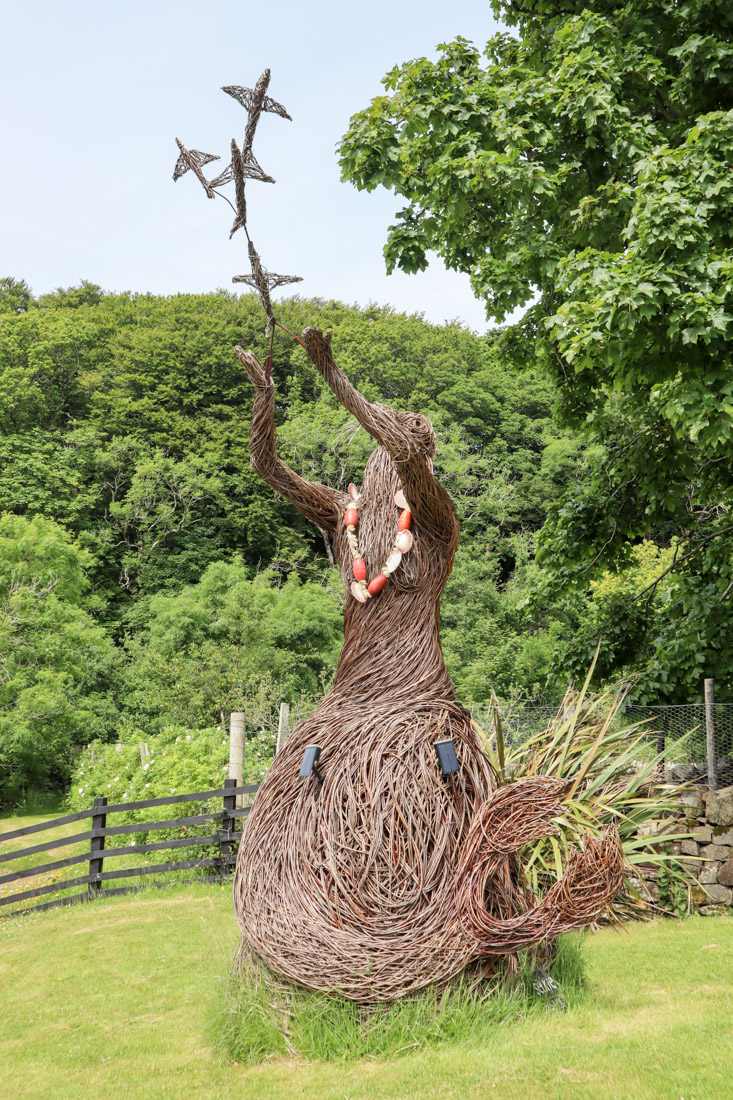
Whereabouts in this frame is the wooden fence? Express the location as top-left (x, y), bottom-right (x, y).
top-left (0, 778), bottom-right (259, 919)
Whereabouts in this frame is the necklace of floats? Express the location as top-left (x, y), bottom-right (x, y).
top-left (343, 483), bottom-right (414, 603)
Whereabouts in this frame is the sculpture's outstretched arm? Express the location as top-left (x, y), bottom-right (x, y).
top-left (236, 346), bottom-right (341, 532)
top-left (301, 327), bottom-right (457, 541)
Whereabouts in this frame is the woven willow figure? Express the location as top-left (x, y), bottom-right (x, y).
top-left (233, 327), bottom-right (623, 1002)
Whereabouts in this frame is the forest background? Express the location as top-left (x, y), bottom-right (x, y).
top-left (1, 0), bottom-right (731, 805)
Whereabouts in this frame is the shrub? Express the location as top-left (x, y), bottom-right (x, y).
top-left (476, 667), bottom-right (694, 916)
top-left (65, 723), bottom-right (277, 873)
top-left (68, 726), bottom-right (233, 813)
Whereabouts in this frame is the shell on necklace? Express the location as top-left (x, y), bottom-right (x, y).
top-left (394, 489), bottom-right (408, 509)
top-left (348, 483), bottom-right (360, 501)
top-left (396, 529), bottom-right (413, 552)
top-left (384, 550), bottom-right (402, 574)
top-left (350, 580), bottom-right (368, 603)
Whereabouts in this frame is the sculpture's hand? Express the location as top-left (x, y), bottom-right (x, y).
top-left (235, 346), bottom-right (273, 391)
top-left (300, 327), bottom-right (332, 375)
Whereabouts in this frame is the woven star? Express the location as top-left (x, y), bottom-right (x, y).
top-left (233, 241), bottom-right (302, 336)
top-left (172, 139), bottom-right (220, 198)
top-left (228, 139), bottom-right (247, 238)
top-left (232, 271), bottom-right (303, 290)
top-left (222, 84), bottom-right (292, 121)
top-left (241, 149), bottom-right (275, 183)
top-left (209, 147), bottom-right (274, 194)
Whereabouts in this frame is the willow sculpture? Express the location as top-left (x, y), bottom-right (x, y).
top-left (173, 72), bottom-right (624, 1003)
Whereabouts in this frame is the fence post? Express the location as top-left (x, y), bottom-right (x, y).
top-left (705, 678), bottom-right (718, 791)
top-left (88, 795), bottom-right (107, 900)
top-left (229, 711), bottom-right (245, 807)
top-left (276, 702), bottom-right (290, 754)
top-left (220, 776), bottom-right (238, 880)
top-left (139, 742), bottom-right (149, 766)
top-left (654, 708), bottom-right (666, 777)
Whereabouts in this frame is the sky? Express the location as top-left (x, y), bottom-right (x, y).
top-left (0, 1), bottom-right (503, 331)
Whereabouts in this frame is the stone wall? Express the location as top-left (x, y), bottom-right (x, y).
top-left (633, 783), bottom-right (733, 915)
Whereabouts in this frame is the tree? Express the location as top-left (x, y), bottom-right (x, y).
top-left (0, 277), bottom-right (34, 314)
top-left (120, 559), bottom-right (343, 733)
top-left (38, 281), bottom-right (104, 309)
top-left (545, 541), bottom-right (681, 702)
top-left (339, 1), bottom-right (733, 699)
top-left (0, 514), bottom-right (119, 805)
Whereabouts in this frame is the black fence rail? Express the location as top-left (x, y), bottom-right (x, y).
top-left (0, 778), bottom-right (259, 919)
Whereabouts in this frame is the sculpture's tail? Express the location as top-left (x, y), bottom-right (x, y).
top-left (456, 777), bottom-right (624, 952)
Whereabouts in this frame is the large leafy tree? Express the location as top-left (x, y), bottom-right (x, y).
top-left (120, 559), bottom-right (343, 733)
top-left (0, 514), bottom-right (120, 805)
top-left (339, 0), bottom-right (733, 699)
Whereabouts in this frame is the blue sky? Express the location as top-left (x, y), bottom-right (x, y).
top-left (0, 1), bottom-right (503, 330)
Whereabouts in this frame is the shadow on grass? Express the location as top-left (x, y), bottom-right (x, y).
top-left (209, 932), bottom-right (587, 1065)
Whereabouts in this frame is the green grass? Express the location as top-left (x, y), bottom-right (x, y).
top-left (215, 933), bottom-right (586, 1064)
top-left (1, 883), bottom-right (732, 1100)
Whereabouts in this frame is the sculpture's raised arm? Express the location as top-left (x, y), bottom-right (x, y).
top-left (235, 346), bottom-right (342, 532)
top-left (301, 327), bottom-right (458, 542)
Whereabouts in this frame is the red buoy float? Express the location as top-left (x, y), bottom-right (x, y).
top-left (398, 509), bottom-right (412, 531)
top-left (344, 506), bottom-right (358, 527)
top-left (353, 558), bottom-right (367, 582)
top-left (367, 573), bottom-right (387, 595)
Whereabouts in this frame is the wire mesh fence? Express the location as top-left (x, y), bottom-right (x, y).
top-left (231, 697), bottom-right (733, 785)
top-left (468, 700), bottom-right (733, 786)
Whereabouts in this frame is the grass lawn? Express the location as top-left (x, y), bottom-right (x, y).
top-left (1, 882), bottom-right (731, 1100)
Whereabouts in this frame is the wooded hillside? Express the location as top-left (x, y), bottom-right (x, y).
top-left (0, 281), bottom-right (724, 803)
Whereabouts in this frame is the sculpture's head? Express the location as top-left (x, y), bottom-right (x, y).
top-left (360, 407), bottom-right (435, 499)
top-left (391, 408), bottom-right (436, 458)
